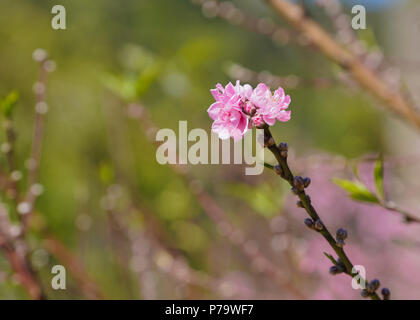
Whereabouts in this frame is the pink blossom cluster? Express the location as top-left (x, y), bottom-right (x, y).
top-left (207, 81), bottom-right (291, 141)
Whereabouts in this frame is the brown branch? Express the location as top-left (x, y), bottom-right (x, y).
top-left (265, 0), bottom-right (420, 130)
top-left (263, 126), bottom-right (382, 300)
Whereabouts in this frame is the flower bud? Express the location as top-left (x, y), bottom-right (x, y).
top-left (329, 265), bottom-right (343, 275)
top-left (291, 187), bottom-right (299, 195)
top-left (243, 102), bottom-right (254, 115)
top-left (314, 219), bottom-right (323, 231)
top-left (296, 200), bottom-right (304, 208)
top-left (336, 228), bottom-right (348, 240)
top-left (381, 287), bottom-right (390, 300)
top-left (367, 279), bottom-right (380, 293)
top-left (274, 164), bottom-right (283, 177)
top-left (302, 177), bottom-right (311, 188)
top-left (360, 289), bottom-right (370, 298)
top-left (293, 176), bottom-right (305, 191)
top-left (278, 143), bottom-right (288, 158)
top-left (278, 142), bottom-right (288, 151)
top-left (304, 218), bottom-right (314, 229)
top-left (264, 136), bottom-right (275, 148)
top-left (336, 258), bottom-right (346, 270)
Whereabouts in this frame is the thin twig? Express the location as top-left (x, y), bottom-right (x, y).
top-left (3, 119), bottom-right (19, 201)
top-left (21, 53), bottom-right (52, 231)
top-left (380, 201), bottom-right (420, 224)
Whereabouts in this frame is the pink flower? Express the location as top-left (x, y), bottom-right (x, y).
top-left (235, 80), bottom-right (253, 101)
top-left (249, 83), bottom-right (272, 109)
top-left (207, 81), bottom-right (291, 140)
top-left (250, 84), bottom-right (291, 126)
top-left (207, 82), bottom-right (249, 141)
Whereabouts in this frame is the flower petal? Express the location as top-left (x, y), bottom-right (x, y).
top-left (224, 82), bottom-right (236, 97)
top-left (207, 102), bottom-right (223, 120)
top-left (276, 110), bottom-right (291, 122)
top-left (263, 115), bottom-right (276, 126)
top-left (237, 115), bottom-right (249, 135)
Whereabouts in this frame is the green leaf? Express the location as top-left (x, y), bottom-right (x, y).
top-left (1, 90), bottom-right (19, 118)
top-left (324, 252), bottom-right (337, 265)
top-left (373, 156), bottom-right (385, 200)
top-left (332, 178), bottom-right (379, 204)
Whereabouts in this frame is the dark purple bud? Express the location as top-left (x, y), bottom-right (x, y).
top-left (278, 142), bottom-right (288, 151)
top-left (367, 279), bottom-right (380, 293)
top-left (336, 228), bottom-right (348, 240)
top-left (304, 218), bottom-right (314, 229)
top-left (381, 288), bottom-right (390, 300)
top-left (264, 132), bottom-right (275, 147)
top-left (360, 289), bottom-right (370, 298)
top-left (293, 176), bottom-right (305, 191)
top-left (274, 164), bottom-right (283, 176)
top-left (336, 258), bottom-right (346, 270)
top-left (266, 137), bottom-right (275, 147)
top-left (302, 177), bottom-right (311, 188)
top-left (329, 265), bottom-right (343, 275)
top-left (279, 143), bottom-right (288, 158)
